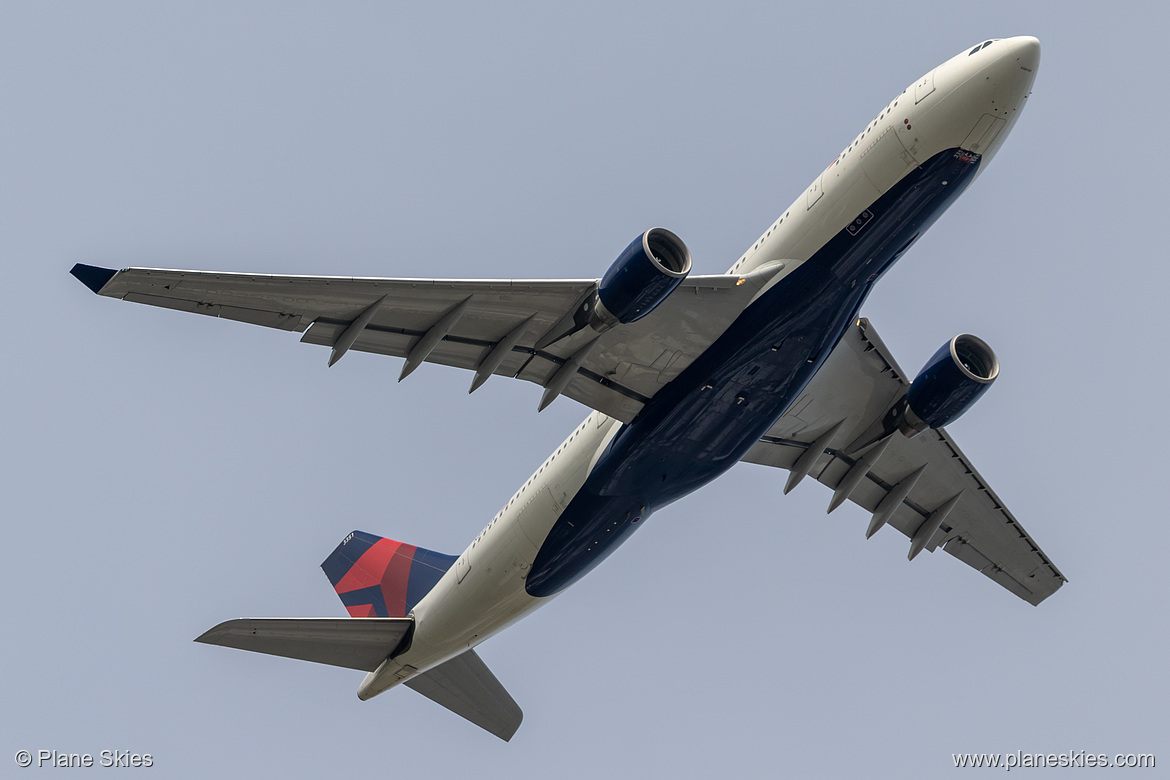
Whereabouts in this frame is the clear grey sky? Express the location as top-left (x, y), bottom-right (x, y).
top-left (3, 2), bottom-right (1165, 777)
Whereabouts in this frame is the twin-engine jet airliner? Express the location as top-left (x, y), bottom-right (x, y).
top-left (72, 36), bottom-right (1063, 741)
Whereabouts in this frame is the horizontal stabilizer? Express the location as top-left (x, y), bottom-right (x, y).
top-left (406, 649), bottom-right (523, 741)
top-left (195, 617), bottom-right (413, 672)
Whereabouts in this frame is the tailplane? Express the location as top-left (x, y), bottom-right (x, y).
top-left (195, 530), bottom-right (524, 740)
top-left (195, 617), bottom-right (412, 671)
top-left (405, 649), bottom-right (523, 741)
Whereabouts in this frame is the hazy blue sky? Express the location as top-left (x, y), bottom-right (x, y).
top-left (3, 2), bottom-right (1166, 777)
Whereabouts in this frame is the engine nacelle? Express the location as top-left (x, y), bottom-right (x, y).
top-left (591, 228), bottom-right (692, 329)
top-left (899, 334), bottom-right (999, 434)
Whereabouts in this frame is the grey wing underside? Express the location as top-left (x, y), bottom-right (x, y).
top-left (741, 318), bottom-right (1066, 605)
top-left (75, 262), bottom-right (780, 422)
top-left (404, 648), bottom-right (523, 741)
top-left (194, 617), bottom-right (413, 671)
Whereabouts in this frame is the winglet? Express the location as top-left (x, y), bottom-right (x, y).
top-left (70, 264), bottom-right (118, 294)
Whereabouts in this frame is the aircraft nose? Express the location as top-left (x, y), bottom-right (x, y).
top-left (982, 35), bottom-right (1040, 102)
top-left (1004, 35), bottom-right (1041, 71)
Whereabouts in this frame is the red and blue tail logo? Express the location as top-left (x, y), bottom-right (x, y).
top-left (321, 531), bottom-right (459, 618)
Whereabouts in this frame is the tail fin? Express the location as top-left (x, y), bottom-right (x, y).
top-left (321, 531), bottom-right (458, 618)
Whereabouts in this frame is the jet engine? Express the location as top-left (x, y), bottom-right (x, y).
top-left (534, 228), bottom-right (693, 350)
top-left (896, 334), bottom-right (999, 435)
top-left (590, 228), bottom-right (692, 329)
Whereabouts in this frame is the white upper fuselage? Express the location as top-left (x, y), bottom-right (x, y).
top-left (733, 35), bottom-right (1037, 284)
top-left (360, 36), bottom-right (1040, 699)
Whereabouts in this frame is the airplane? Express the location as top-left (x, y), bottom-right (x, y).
top-left (71, 36), bottom-right (1063, 741)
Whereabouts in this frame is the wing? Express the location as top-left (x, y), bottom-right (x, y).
top-left (741, 318), bottom-right (1066, 605)
top-left (72, 262), bottom-right (780, 422)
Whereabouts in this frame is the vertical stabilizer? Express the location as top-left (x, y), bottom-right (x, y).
top-left (321, 531), bottom-right (458, 618)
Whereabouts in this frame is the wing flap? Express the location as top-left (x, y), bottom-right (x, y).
top-left (405, 649), bottom-right (523, 742)
top-left (194, 617), bottom-right (413, 672)
top-left (742, 318), bottom-right (1066, 605)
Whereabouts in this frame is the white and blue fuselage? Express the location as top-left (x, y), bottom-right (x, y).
top-left (362, 37), bottom-right (1040, 699)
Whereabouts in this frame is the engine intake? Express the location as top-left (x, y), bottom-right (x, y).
top-left (899, 334), bottom-right (999, 435)
top-left (592, 228), bottom-right (692, 329)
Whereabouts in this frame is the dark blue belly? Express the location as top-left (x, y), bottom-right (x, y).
top-left (525, 148), bottom-right (980, 598)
